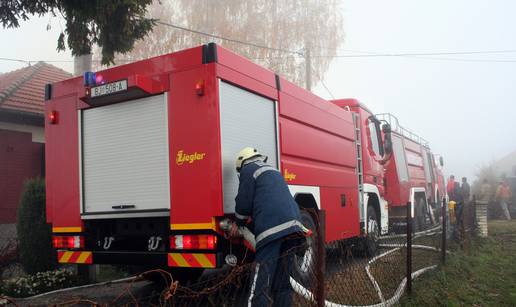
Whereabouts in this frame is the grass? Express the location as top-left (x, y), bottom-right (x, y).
top-left (399, 220), bottom-right (516, 306)
top-left (323, 232), bottom-right (442, 305)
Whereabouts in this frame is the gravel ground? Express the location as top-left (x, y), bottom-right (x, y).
top-left (10, 279), bottom-right (162, 306)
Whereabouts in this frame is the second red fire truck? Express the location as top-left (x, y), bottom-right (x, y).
top-left (44, 43), bottom-right (443, 280)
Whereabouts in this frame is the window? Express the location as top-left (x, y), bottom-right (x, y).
top-left (367, 118), bottom-right (384, 156)
top-left (392, 135), bottom-right (409, 181)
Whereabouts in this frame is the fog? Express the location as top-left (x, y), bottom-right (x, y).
top-left (313, 0), bottom-right (516, 181)
top-left (2, 0), bottom-right (515, 181)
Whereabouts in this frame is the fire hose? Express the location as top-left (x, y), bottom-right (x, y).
top-left (220, 218), bottom-right (440, 306)
top-left (219, 218), bottom-right (257, 252)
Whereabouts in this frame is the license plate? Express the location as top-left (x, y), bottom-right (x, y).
top-left (90, 80), bottom-right (128, 98)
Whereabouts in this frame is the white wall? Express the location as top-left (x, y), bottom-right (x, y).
top-left (0, 121), bottom-right (45, 143)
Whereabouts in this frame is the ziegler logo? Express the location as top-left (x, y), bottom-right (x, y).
top-left (176, 150), bottom-right (206, 166)
top-left (284, 169), bottom-right (297, 181)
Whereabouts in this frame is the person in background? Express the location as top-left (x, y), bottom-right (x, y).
top-left (495, 180), bottom-right (512, 220)
top-left (447, 175), bottom-right (456, 201)
top-left (461, 177), bottom-right (471, 203)
top-left (454, 181), bottom-right (464, 224)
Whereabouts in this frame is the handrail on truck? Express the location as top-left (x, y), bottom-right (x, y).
top-left (374, 113), bottom-right (429, 147)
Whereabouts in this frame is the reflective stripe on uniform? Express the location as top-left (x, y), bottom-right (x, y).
top-left (255, 220), bottom-right (305, 244)
top-left (253, 166), bottom-right (278, 179)
top-left (235, 212), bottom-right (250, 220)
top-left (248, 263), bottom-right (260, 307)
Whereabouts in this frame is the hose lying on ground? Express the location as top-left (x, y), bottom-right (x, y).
top-left (290, 225), bottom-right (443, 307)
top-left (290, 262), bottom-right (438, 307)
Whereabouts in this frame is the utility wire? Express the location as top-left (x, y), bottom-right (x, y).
top-left (0, 57), bottom-right (30, 64)
top-left (155, 21), bottom-right (516, 61)
top-left (320, 80), bottom-right (335, 99)
top-left (156, 20), bottom-right (303, 55)
top-left (4, 20), bottom-right (516, 65)
top-left (0, 57), bottom-right (72, 64)
top-left (332, 49), bottom-right (516, 57)
top-left (312, 50), bottom-right (516, 58)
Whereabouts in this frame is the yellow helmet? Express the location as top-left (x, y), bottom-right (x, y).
top-left (235, 147), bottom-right (264, 172)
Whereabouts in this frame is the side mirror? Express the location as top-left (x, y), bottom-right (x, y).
top-left (382, 124), bottom-right (392, 155)
top-left (382, 123), bottom-right (391, 134)
top-left (439, 156), bottom-right (444, 167)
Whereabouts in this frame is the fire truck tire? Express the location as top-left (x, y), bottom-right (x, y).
top-left (292, 210), bottom-right (317, 287)
top-left (365, 205), bottom-right (380, 257)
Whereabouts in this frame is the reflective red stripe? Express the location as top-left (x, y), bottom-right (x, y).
top-left (68, 251), bottom-right (81, 263)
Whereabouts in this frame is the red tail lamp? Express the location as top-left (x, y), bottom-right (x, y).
top-left (48, 110), bottom-right (58, 124)
top-left (170, 234), bottom-right (217, 250)
top-left (195, 79), bottom-right (205, 96)
top-left (52, 235), bottom-right (84, 249)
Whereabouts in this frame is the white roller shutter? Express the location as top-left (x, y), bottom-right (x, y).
top-left (219, 81), bottom-right (278, 214)
top-left (81, 94), bottom-right (170, 216)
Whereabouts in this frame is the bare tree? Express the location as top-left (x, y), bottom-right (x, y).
top-left (95, 0), bottom-right (343, 87)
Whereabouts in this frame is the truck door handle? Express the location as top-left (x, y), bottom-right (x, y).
top-left (112, 205), bottom-right (136, 209)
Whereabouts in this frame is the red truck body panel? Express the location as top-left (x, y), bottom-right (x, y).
top-left (279, 78), bottom-right (359, 241)
top-left (45, 94), bottom-right (82, 231)
top-left (45, 44), bottom-right (359, 245)
top-left (388, 136), bottom-right (426, 207)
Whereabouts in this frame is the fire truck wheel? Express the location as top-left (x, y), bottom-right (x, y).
top-left (365, 205), bottom-right (380, 257)
top-left (292, 210), bottom-right (317, 286)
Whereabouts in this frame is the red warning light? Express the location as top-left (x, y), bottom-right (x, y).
top-left (95, 74), bottom-right (104, 84)
top-left (48, 111), bottom-right (58, 124)
top-left (195, 79), bottom-right (205, 96)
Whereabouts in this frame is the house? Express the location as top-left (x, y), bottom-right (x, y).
top-left (492, 150), bottom-right (516, 178)
top-left (0, 62), bottom-right (71, 226)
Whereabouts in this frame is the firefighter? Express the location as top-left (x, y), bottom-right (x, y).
top-left (230, 147), bottom-right (306, 307)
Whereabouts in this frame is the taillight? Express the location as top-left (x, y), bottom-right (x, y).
top-left (52, 235), bottom-right (84, 249)
top-left (170, 234), bottom-right (217, 250)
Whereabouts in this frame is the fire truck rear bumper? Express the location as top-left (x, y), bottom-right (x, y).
top-left (58, 251), bottom-right (221, 268)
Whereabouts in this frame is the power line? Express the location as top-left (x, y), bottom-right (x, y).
top-left (157, 21), bottom-right (516, 61)
top-left (0, 57), bottom-right (72, 64)
top-left (312, 50), bottom-right (516, 59)
top-left (156, 20), bottom-right (302, 55)
top-left (0, 57), bottom-right (30, 64)
top-left (320, 80), bottom-right (335, 99)
top-left (399, 56), bottom-right (516, 63)
top-left (333, 49), bottom-right (516, 57)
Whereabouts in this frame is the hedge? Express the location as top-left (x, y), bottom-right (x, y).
top-left (16, 178), bottom-right (56, 274)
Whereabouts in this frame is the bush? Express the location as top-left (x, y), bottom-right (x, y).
top-left (0, 269), bottom-right (80, 297)
top-left (16, 178), bottom-right (56, 274)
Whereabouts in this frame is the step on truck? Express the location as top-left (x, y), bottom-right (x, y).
top-left (45, 43), bottom-right (441, 280)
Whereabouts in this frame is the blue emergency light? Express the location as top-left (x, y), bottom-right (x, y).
top-left (83, 71), bottom-right (104, 87)
top-left (83, 71), bottom-right (96, 86)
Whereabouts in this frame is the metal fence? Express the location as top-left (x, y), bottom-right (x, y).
top-left (137, 203), bottom-right (445, 307)
top-left (3, 198), bottom-right (487, 306)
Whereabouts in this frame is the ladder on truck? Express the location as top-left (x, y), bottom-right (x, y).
top-left (352, 113), bottom-right (365, 223)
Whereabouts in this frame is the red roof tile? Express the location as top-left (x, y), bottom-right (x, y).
top-left (0, 62), bottom-right (71, 115)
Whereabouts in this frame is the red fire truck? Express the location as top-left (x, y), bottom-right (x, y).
top-left (44, 43), bottom-right (441, 279)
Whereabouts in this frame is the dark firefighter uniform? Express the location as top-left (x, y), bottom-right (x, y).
top-left (235, 159), bottom-right (305, 307)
